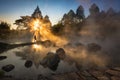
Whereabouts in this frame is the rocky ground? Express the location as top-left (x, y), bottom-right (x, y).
top-left (50, 67), bottom-right (120, 80)
top-left (0, 67), bottom-right (120, 80)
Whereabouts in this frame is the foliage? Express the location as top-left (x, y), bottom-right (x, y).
top-left (0, 22), bottom-right (10, 30)
top-left (51, 23), bottom-right (64, 35)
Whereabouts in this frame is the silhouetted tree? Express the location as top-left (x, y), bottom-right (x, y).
top-left (51, 23), bottom-right (64, 35)
top-left (14, 17), bottom-right (29, 30)
top-left (106, 8), bottom-right (116, 16)
top-left (0, 22), bottom-right (10, 30)
top-left (89, 3), bottom-right (100, 16)
top-left (76, 5), bottom-right (85, 19)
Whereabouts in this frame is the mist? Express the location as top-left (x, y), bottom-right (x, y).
top-left (60, 6), bottom-right (120, 68)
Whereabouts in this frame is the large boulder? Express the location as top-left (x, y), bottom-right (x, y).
top-left (40, 52), bottom-right (60, 71)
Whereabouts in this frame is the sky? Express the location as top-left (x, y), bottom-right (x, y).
top-left (0, 0), bottom-right (120, 28)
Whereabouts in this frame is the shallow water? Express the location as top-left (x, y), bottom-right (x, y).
top-left (0, 45), bottom-right (77, 80)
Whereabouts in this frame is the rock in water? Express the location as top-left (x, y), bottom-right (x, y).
top-left (0, 56), bottom-right (7, 60)
top-left (2, 64), bottom-right (15, 72)
top-left (56, 48), bottom-right (66, 60)
top-left (40, 52), bottom-right (60, 71)
top-left (25, 60), bottom-right (33, 68)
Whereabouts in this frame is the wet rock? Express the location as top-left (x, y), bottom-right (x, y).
top-left (87, 43), bottom-right (101, 52)
top-left (40, 48), bottom-right (65, 71)
top-left (56, 48), bottom-right (66, 60)
top-left (2, 64), bottom-right (15, 72)
top-left (25, 60), bottom-right (33, 68)
top-left (0, 56), bottom-right (7, 60)
top-left (40, 52), bottom-right (60, 71)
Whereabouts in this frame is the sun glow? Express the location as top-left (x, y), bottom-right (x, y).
top-left (33, 19), bottom-right (40, 30)
top-left (29, 19), bottom-right (41, 50)
top-left (32, 44), bottom-right (44, 51)
top-left (33, 44), bottom-right (39, 48)
top-left (29, 18), bottom-right (67, 50)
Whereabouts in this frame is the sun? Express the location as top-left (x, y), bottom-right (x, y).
top-left (33, 19), bottom-right (41, 31)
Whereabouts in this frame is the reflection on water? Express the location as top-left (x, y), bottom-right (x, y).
top-left (0, 45), bottom-right (77, 80)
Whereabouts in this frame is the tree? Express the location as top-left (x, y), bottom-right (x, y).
top-left (0, 22), bottom-right (10, 30)
top-left (51, 23), bottom-right (64, 35)
top-left (76, 5), bottom-right (85, 19)
top-left (89, 3), bottom-right (100, 16)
